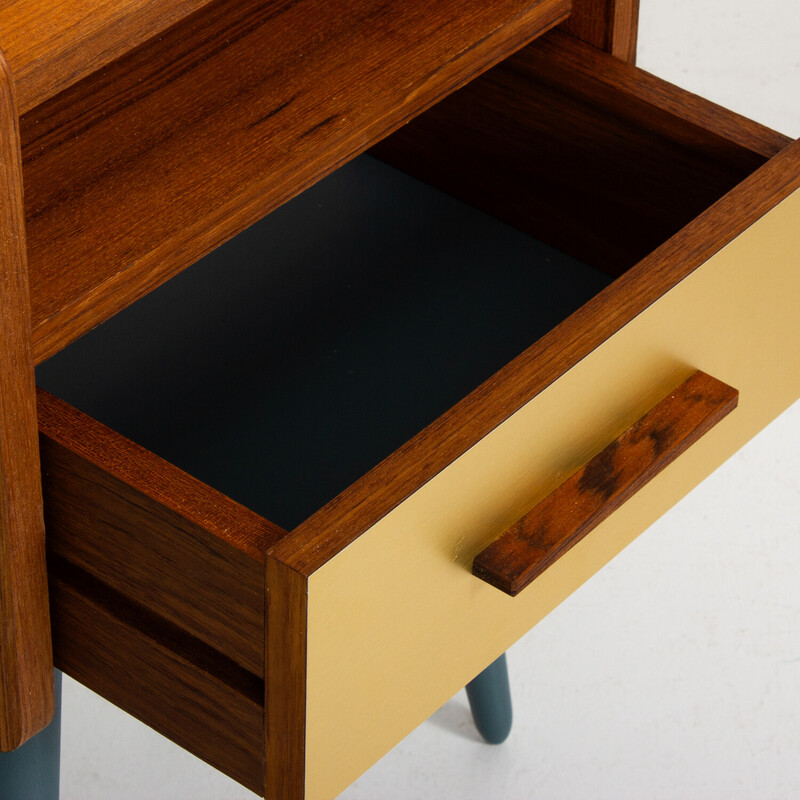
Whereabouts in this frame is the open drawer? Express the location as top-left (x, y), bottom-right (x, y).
top-left (34, 29), bottom-right (800, 800)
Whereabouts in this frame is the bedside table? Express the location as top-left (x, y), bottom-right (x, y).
top-left (0, 1), bottom-right (796, 800)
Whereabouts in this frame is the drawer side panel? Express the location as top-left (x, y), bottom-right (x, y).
top-left (49, 565), bottom-right (263, 792)
top-left (38, 389), bottom-right (277, 676)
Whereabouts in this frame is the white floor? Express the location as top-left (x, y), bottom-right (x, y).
top-left (60, 2), bottom-right (800, 798)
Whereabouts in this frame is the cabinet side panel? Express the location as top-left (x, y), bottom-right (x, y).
top-left (0, 49), bottom-right (53, 751)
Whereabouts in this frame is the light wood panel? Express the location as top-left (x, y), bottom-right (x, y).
top-left (0, 49), bottom-right (53, 751)
top-left (20, 0), bottom-right (570, 364)
top-left (305, 183), bottom-right (800, 800)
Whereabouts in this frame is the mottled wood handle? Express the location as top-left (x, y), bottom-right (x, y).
top-left (473, 371), bottom-right (738, 596)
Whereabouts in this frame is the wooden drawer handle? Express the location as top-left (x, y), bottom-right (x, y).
top-left (472, 371), bottom-right (739, 596)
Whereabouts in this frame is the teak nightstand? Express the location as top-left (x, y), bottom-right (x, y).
top-left (1, 1), bottom-right (798, 797)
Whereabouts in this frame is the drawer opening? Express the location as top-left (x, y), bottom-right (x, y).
top-left (35, 29), bottom-right (791, 536)
top-left (36, 153), bottom-right (611, 532)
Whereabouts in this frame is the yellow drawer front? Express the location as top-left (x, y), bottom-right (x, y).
top-left (305, 187), bottom-right (800, 800)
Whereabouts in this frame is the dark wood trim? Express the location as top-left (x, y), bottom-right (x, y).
top-left (49, 560), bottom-right (263, 792)
top-left (562, 0), bottom-right (640, 62)
top-left (275, 136), bottom-right (800, 577)
top-left (0, 48), bottom-right (53, 751)
top-left (38, 388), bottom-right (283, 676)
top-left (372, 30), bottom-right (791, 278)
top-left (21, 0), bottom-right (570, 365)
top-left (264, 556), bottom-right (308, 800)
top-left (473, 372), bottom-right (739, 595)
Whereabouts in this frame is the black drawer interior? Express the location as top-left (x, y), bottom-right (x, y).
top-left (36, 155), bottom-right (609, 530)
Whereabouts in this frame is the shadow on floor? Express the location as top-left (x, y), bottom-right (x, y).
top-left (424, 696), bottom-right (484, 743)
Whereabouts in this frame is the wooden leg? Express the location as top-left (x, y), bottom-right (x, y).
top-left (465, 653), bottom-right (512, 745)
top-left (0, 671), bottom-right (61, 799)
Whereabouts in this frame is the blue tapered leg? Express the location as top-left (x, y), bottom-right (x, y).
top-left (0, 670), bottom-right (61, 800)
top-left (465, 653), bottom-right (512, 744)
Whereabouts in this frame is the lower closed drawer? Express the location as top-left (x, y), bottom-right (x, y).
top-left (36, 29), bottom-right (800, 800)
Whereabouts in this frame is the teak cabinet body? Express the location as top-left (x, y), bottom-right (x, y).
top-left (0, 1), bottom-right (798, 798)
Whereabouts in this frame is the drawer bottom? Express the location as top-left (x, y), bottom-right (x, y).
top-left (37, 155), bottom-right (610, 531)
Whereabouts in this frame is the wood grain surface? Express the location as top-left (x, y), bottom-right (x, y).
top-left (0, 0), bottom-right (216, 114)
top-left (373, 30), bottom-right (791, 277)
top-left (563, 0), bottom-right (640, 61)
top-left (19, 0), bottom-right (570, 364)
top-left (473, 372), bottom-right (739, 595)
top-left (0, 49), bottom-right (53, 751)
top-left (264, 556), bottom-right (308, 800)
top-left (39, 387), bottom-right (310, 794)
top-left (38, 389), bottom-right (283, 676)
top-left (276, 129), bottom-right (800, 578)
top-left (49, 560), bottom-right (263, 792)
